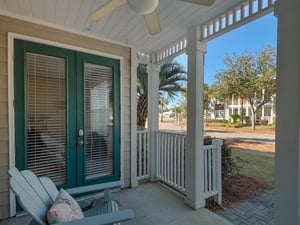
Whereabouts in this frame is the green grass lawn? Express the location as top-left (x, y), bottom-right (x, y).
top-left (231, 148), bottom-right (275, 184)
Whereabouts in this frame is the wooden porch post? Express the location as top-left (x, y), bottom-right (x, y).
top-left (184, 26), bottom-right (206, 209)
top-left (274, 1), bottom-right (300, 224)
top-left (130, 48), bottom-right (138, 187)
top-left (147, 64), bottom-right (160, 180)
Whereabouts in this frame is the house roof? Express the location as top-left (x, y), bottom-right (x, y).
top-left (0, 0), bottom-right (245, 53)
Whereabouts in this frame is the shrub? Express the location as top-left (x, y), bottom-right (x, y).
top-left (227, 114), bottom-right (242, 127)
top-left (243, 116), bottom-right (251, 125)
top-left (234, 122), bottom-right (243, 128)
top-left (260, 118), bottom-right (268, 125)
top-left (226, 119), bottom-right (232, 127)
top-left (221, 119), bottom-right (228, 124)
top-left (230, 114), bottom-right (241, 124)
top-left (204, 137), bottom-right (246, 177)
top-left (222, 141), bottom-right (247, 177)
top-left (204, 136), bottom-right (212, 145)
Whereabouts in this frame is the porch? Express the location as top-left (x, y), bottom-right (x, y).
top-left (1, 0), bottom-right (300, 224)
top-left (0, 182), bottom-right (231, 225)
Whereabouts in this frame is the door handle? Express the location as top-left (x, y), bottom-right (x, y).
top-left (78, 140), bottom-right (84, 146)
top-left (78, 129), bottom-right (84, 137)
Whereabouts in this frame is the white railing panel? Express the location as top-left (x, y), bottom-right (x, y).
top-left (155, 131), bottom-right (186, 193)
top-left (203, 144), bottom-right (222, 205)
top-left (136, 130), bottom-right (150, 180)
top-left (136, 130), bottom-right (222, 204)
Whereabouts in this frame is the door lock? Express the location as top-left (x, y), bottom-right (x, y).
top-left (77, 129), bottom-right (84, 146)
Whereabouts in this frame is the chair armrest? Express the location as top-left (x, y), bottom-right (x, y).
top-left (55, 209), bottom-right (134, 225)
top-left (65, 181), bottom-right (123, 195)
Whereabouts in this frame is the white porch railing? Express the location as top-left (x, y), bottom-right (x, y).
top-left (203, 141), bottom-right (222, 204)
top-left (155, 131), bottom-right (186, 194)
top-left (136, 130), bottom-right (150, 180)
top-left (136, 130), bottom-right (222, 204)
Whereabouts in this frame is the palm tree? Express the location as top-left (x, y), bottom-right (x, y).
top-left (159, 97), bottom-right (168, 122)
top-left (137, 61), bottom-right (187, 127)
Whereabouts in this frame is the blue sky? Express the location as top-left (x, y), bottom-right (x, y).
top-left (174, 12), bottom-right (277, 85)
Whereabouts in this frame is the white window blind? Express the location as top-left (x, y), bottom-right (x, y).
top-left (84, 63), bottom-right (113, 180)
top-left (26, 53), bottom-right (66, 185)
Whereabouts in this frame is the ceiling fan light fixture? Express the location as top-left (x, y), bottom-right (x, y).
top-left (127, 0), bottom-right (159, 15)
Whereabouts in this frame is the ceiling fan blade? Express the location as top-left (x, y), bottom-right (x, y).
top-left (89, 0), bottom-right (126, 21)
top-left (178, 0), bottom-right (215, 6)
top-left (144, 10), bottom-right (161, 35)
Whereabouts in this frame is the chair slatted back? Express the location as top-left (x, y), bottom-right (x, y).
top-left (39, 176), bottom-right (59, 202)
top-left (21, 170), bottom-right (54, 207)
top-left (8, 168), bottom-right (55, 225)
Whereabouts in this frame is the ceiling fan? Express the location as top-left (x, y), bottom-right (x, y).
top-left (89, 0), bottom-right (215, 35)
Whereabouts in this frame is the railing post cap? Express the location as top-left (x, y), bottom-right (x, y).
top-left (212, 139), bottom-right (223, 146)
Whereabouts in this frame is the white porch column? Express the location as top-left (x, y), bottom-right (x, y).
top-left (231, 95), bottom-right (234, 115)
top-left (238, 96), bottom-right (241, 115)
top-left (130, 49), bottom-right (138, 187)
top-left (184, 26), bottom-right (206, 209)
top-left (224, 101), bottom-right (229, 120)
top-left (147, 64), bottom-right (160, 180)
top-left (274, 1), bottom-right (300, 225)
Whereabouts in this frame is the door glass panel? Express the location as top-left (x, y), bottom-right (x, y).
top-left (26, 53), bottom-right (66, 185)
top-left (84, 63), bottom-right (114, 180)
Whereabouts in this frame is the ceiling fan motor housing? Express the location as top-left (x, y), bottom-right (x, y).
top-left (127, 0), bottom-right (159, 15)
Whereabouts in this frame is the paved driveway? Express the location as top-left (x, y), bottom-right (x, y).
top-left (159, 121), bottom-right (275, 145)
top-left (204, 129), bottom-right (275, 145)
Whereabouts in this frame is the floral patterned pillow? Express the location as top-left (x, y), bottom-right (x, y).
top-left (47, 188), bottom-right (84, 224)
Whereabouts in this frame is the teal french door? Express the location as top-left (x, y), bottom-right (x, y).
top-left (14, 39), bottom-right (120, 189)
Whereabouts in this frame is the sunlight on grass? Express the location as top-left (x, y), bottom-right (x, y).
top-left (231, 148), bottom-right (275, 184)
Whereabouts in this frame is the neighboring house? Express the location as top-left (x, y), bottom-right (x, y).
top-left (0, 1), bottom-right (299, 225)
top-left (160, 111), bottom-right (173, 118)
top-left (210, 95), bottom-right (276, 125)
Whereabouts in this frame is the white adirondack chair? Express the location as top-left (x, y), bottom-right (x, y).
top-left (8, 168), bottom-right (134, 225)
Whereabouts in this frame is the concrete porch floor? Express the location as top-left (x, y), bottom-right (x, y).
top-left (0, 182), bottom-right (231, 225)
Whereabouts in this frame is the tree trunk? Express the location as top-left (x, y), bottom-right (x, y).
top-left (137, 94), bottom-right (148, 127)
top-left (240, 98), bottom-right (244, 125)
top-left (251, 114), bottom-right (256, 130)
top-left (250, 106), bottom-right (256, 130)
top-left (160, 104), bottom-right (164, 122)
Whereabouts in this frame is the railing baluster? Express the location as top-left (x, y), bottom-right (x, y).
top-left (147, 132), bottom-right (150, 176)
top-left (177, 136), bottom-right (181, 189)
top-left (204, 148), bottom-right (208, 193)
top-left (181, 135), bottom-right (185, 191)
top-left (138, 132), bottom-right (142, 178)
top-left (208, 147), bottom-right (212, 192)
top-left (167, 134), bottom-right (170, 183)
top-left (164, 133), bottom-right (167, 182)
top-left (212, 147), bottom-right (217, 191)
top-left (156, 132), bottom-right (160, 178)
top-left (143, 132), bottom-right (147, 176)
top-left (170, 134), bottom-right (174, 184)
top-left (174, 135), bottom-right (177, 187)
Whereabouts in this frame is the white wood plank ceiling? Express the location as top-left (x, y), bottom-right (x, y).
top-left (0, 0), bottom-right (245, 52)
